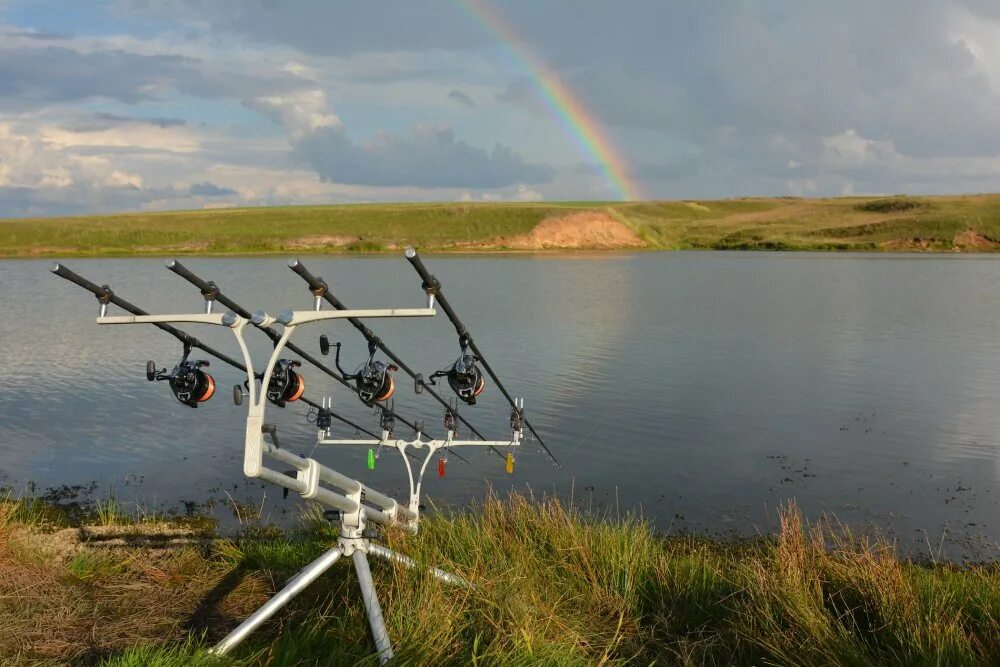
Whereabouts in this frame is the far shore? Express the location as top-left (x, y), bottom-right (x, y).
top-left (3, 194), bottom-right (1000, 258)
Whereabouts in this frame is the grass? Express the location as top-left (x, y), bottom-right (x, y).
top-left (1, 492), bottom-right (998, 665)
top-left (4, 194), bottom-right (1000, 257)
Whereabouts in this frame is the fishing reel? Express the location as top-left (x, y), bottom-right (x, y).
top-left (265, 359), bottom-right (306, 407)
top-left (320, 335), bottom-right (397, 407)
top-left (424, 336), bottom-right (485, 405)
top-left (146, 343), bottom-right (215, 408)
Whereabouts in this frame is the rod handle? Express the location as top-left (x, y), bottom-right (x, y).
top-left (49, 263), bottom-right (109, 298)
top-left (404, 247), bottom-right (438, 292)
top-left (165, 259), bottom-right (211, 292)
top-left (287, 259), bottom-right (326, 293)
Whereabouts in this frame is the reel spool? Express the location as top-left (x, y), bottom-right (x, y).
top-left (321, 335), bottom-right (398, 407)
top-left (429, 337), bottom-right (486, 405)
top-left (356, 362), bottom-right (395, 406)
top-left (266, 359), bottom-right (306, 407)
top-left (146, 348), bottom-right (215, 408)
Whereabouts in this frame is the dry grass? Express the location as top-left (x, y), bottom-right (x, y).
top-left (0, 493), bottom-right (997, 665)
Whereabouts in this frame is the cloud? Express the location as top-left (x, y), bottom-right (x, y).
top-left (292, 124), bottom-right (553, 188)
top-left (91, 112), bottom-right (187, 129)
top-left (188, 181), bottom-right (236, 196)
top-left (124, 0), bottom-right (484, 56)
top-left (447, 90), bottom-right (475, 108)
top-left (243, 90), bottom-right (341, 137)
top-left (248, 90), bottom-right (554, 188)
top-left (4, 0), bottom-right (1000, 213)
top-left (0, 28), bottom-right (315, 112)
top-left (0, 45), bottom-right (199, 109)
top-left (495, 78), bottom-right (546, 115)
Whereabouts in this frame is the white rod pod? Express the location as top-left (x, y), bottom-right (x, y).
top-left (96, 298), bottom-right (524, 659)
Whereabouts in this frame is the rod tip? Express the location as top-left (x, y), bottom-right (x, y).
top-left (404, 247), bottom-right (416, 259)
top-left (49, 262), bottom-right (61, 273)
top-left (287, 258), bottom-right (300, 269)
top-left (165, 259), bottom-right (177, 269)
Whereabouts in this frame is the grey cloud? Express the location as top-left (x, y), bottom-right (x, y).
top-left (0, 38), bottom-right (312, 112)
top-left (68, 111), bottom-right (188, 132)
top-left (495, 78), bottom-right (546, 115)
top-left (0, 46), bottom-right (200, 109)
top-left (188, 181), bottom-right (236, 196)
top-left (291, 125), bottom-right (553, 188)
top-left (0, 183), bottom-right (159, 218)
top-left (447, 90), bottom-right (475, 108)
top-left (93, 112), bottom-right (186, 128)
top-left (17, 30), bottom-right (71, 41)
top-left (0, 180), bottom-right (239, 218)
top-left (125, 0), bottom-right (483, 56)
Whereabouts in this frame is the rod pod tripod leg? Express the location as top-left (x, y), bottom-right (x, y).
top-left (353, 548), bottom-right (393, 664)
top-left (208, 535), bottom-right (470, 661)
top-left (210, 543), bottom-right (345, 655)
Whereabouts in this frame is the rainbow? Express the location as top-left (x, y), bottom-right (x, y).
top-left (457, 0), bottom-right (641, 200)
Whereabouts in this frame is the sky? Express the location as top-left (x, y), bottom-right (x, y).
top-left (1, 0), bottom-right (1000, 216)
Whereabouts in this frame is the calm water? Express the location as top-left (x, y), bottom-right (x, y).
top-left (1, 253), bottom-right (999, 558)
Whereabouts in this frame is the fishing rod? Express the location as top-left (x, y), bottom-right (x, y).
top-left (164, 260), bottom-right (463, 463)
top-left (50, 262), bottom-right (245, 372)
top-left (49, 263), bottom-right (373, 437)
top-left (404, 248), bottom-right (560, 466)
top-left (287, 259), bottom-right (501, 459)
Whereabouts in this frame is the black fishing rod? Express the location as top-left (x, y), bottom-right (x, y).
top-left (403, 248), bottom-right (560, 466)
top-left (50, 263), bottom-right (246, 372)
top-left (49, 262), bottom-right (375, 438)
top-left (287, 258), bottom-right (500, 459)
top-left (165, 260), bottom-right (464, 462)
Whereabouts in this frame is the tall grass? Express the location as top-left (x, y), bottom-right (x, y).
top-left (0, 493), bottom-right (997, 665)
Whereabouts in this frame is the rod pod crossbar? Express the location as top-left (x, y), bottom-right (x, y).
top-left (51, 258), bottom-right (528, 663)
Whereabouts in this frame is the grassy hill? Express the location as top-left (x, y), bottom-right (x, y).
top-left (3, 194), bottom-right (1000, 257)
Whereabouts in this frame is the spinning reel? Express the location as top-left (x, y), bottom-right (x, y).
top-left (422, 335), bottom-right (485, 405)
top-left (320, 335), bottom-right (397, 407)
top-left (265, 359), bottom-right (306, 407)
top-left (146, 343), bottom-right (215, 408)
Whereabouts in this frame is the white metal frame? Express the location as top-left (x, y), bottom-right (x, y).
top-left (96, 295), bottom-right (523, 663)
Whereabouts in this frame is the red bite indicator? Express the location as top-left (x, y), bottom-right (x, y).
top-left (438, 456), bottom-right (447, 478)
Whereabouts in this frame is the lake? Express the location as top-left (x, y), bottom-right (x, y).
top-left (1, 252), bottom-right (999, 559)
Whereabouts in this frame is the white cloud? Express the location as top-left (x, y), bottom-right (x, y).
top-left (245, 89), bottom-right (341, 138)
top-left (513, 184), bottom-right (543, 201)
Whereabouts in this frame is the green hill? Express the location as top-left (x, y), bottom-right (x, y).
top-left (3, 194), bottom-right (1000, 257)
